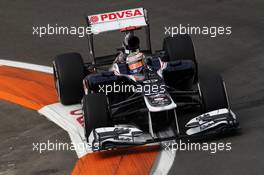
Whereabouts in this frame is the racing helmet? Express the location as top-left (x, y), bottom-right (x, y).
top-left (123, 33), bottom-right (140, 52)
top-left (126, 52), bottom-right (145, 74)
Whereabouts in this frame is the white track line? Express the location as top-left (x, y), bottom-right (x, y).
top-left (151, 130), bottom-right (177, 175)
top-left (39, 103), bottom-right (90, 157)
top-left (0, 59), bottom-right (53, 73)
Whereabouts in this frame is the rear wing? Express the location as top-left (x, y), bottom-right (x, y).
top-left (86, 8), bottom-right (151, 64)
top-left (87, 8), bottom-right (148, 34)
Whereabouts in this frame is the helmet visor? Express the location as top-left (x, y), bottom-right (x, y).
top-left (128, 60), bottom-right (144, 72)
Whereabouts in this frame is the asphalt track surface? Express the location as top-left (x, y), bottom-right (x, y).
top-left (0, 0), bottom-right (264, 175)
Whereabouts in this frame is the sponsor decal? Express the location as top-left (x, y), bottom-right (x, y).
top-left (89, 8), bottom-right (143, 24)
top-left (89, 15), bottom-right (99, 24)
top-left (70, 109), bottom-right (84, 127)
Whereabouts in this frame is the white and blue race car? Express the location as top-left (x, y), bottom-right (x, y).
top-left (53, 8), bottom-right (239, 151)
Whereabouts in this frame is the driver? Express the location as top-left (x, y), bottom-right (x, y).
top-left (115, 32), bottom-right (140, 63)
top-left (126, 51), bottom-right (145, 74)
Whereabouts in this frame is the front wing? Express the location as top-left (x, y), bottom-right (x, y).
top-left (88, 108), bottom-right (239, 151)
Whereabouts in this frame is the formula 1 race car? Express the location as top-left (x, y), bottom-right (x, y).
top-left (53, 8), bottom-right (239, 151)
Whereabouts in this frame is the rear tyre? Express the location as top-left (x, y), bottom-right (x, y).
top-left (162, 34), bottom-right (196, 63)
top-left (53, 52), bottom-right (85, 105)
top-left (162, 34), bottom-right (198, 82)
top-left (82, 94), bottom-right (110, 140)
top-left (199, 72), bottom-right (229, 112)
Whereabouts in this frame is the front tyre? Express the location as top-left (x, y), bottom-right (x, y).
top-left (82, 94), bottom-right (110, 140)
top-left (53, 52), bottom-right (85, 105)
top-left (199, 72), bottom-right (229, 112)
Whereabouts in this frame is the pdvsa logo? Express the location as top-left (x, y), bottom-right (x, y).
top-left (89, 9), bottom-right (143, 24)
